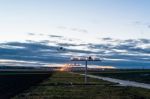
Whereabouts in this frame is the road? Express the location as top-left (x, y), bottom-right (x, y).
top-left (78, 73), bottom-right (150, 89)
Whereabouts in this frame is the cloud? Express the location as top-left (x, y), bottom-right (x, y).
top-left (57, 26), bottom-right (67, 29)
top-left (87, 38), bottom-right (150, 67)
top-left (0, 42), bottom-right (67, 63)
top-left (134, 21), bottom-right (150, 29)
top-left (139, 39), bottom-right (150, 44)
top-left (102, 37), bottom-right (113, 41)
top-left (28, 33), bottom-right (35, 35)
top-left (56, 43), bottom-right (81, 47)
top-left (57, 26), bottom-right (88, 33)
top-left (0, 37), bottom-right (150, 68)
top-left (49, 35), bottom-right (63, 38)
top-left (71, 28), bottom-right (88, 33)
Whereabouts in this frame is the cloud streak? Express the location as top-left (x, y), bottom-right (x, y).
top-left (57, 26), bottom-right (88, 33)
top-left (0, 36), bottom-right (150, 69)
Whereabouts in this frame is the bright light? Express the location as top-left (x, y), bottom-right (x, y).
top-left (95, 66), bottom-right (116, 69)
top-left (59, 64), bottom-right (72, 71)
top-left (85, 57), bottom-right (88, 60)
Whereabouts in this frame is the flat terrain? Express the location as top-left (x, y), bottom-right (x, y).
top-left (13, 72), bottom-right (150, 99)
top-left (0, 70), bottom-right (53, 99)
top-left (87, 69), bottom-right (150, 84)
top-left (80, 73), bottom-right (150, 89)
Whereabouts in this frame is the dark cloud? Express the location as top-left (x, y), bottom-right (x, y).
top-left (26, 40), bottom-right (49, 44)
top-left (139, 39), bottom-right (150, 44)
top-left (49, 35), bottom-right (63, 38)
top-left (86, 38), bottom-right (150, 67)
top-left (0, 42), bottom-right (66, 62)
top-left (102, 37), bottom-right (113, 41)
top-left (56, 43), bottom-right (77, 47)
top-left (0, 37), bottom-right (150, 68)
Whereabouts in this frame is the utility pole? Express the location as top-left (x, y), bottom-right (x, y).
top-left (71, 56), bottom-right (101, 83)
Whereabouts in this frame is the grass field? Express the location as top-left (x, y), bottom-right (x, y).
top-left (87, 69), bottom-right (150, 84)
top-left (0, 71), bottom-right (53, 99)
top-left (12, 71), bottom-right (150, 99)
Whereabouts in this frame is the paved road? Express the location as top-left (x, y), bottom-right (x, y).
top-left (79, 73), bottom-right (150, 89)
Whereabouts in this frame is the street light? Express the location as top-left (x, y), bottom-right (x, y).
top-left (71, 56), bottom-right (102, 83)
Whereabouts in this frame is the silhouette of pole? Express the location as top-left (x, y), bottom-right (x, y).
top-left (71, 56), bottom-right (101, 83)
top-left (85, 60), bottom-right (88, 83)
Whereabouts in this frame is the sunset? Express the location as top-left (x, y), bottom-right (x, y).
top-left (0, 0), bottom-right (149, 99)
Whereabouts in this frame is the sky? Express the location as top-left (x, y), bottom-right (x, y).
top-left (0, 0), bottom-right (150, 68)
top-left (1, 0), bottom-right (150, 40)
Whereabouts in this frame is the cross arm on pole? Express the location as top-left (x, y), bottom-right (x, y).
top-left (70, 56), bottom-right (102, 84)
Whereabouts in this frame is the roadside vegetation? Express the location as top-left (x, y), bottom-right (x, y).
top-left (12, 72), bottom-right (150, 99)
top-left (88, 69), bottom-right (150, 84)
